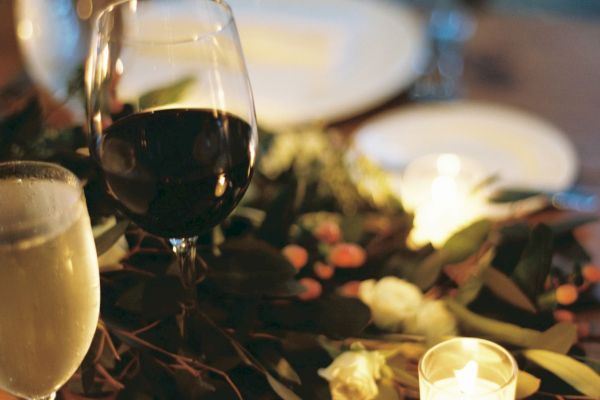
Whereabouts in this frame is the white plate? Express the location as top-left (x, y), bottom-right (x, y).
top-left (351, 101), bottom-right (579, 191)
top-left (228, 0), bottom-right (426, 129)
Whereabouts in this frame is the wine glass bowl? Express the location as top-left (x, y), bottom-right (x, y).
top-left (0, 161), bottom-right (100, 400)
top-left (87, 0), bottom-right (257, 286)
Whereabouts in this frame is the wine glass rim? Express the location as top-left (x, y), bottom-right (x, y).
top-left (0, 161), bottom-right (85, 242)
top-left (96, 0), bottom-right (236, 46)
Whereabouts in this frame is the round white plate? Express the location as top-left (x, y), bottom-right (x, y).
top-left (228, 0), bottom-right (426, 129)
top-left (351, 101), bottom-right (579, 191)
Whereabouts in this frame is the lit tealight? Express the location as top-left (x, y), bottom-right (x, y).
top-left (399, 153), bottom-right (488, 248)
top-left (419, 338), bottom-right (517, 400)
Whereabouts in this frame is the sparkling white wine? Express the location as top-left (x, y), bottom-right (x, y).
top-left (0, 179), bottom-right (100, 399)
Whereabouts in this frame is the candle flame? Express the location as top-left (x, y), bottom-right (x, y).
top-left (454, 360), bottom-right (479, 395)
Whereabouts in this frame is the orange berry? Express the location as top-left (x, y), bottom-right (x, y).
top-left (314, 220), bottom-right (342, 244)
top-left (553, 309), bottom-right (575, 323)
top-left (282, 244), bottom-right (309, 270)
top-left (556, 284), bottom-right (578, 305)
top-left (577, 321), bottom-right (591, 339)
top-left (338, 280), bottom-right (362, 298)
top-left (298, 278), bottom-right (322, 301)
top-left (314, 262), bottom-right (335, 280)
top-left (582, 264), bottom-right (600, 283)
top-left (329, 243), bottom-right (367, 268)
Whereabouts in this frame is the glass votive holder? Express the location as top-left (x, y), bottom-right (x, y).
top-left (419, 337), bottom-right (518, 400)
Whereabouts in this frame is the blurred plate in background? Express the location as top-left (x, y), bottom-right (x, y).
top-left (229, 0), bottom-right (426, 129)
top-left (351, 101), bottom-right (579, 191)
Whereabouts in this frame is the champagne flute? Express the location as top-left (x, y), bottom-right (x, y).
top-left (0, 161), bottom-right (100, 400)
top-left (86, 0), bottom-right (258, 289)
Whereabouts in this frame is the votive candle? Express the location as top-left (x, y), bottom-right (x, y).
top-left (418, 337), bottom-right (518, 400)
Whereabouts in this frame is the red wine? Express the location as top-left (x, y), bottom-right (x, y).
top-left (93, 108), bottom-right (255, 238)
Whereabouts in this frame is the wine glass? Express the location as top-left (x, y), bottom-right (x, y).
top-left (86, 0), bottom-right (258, 288)
top-left (0, 161), bottom-right (100, 400)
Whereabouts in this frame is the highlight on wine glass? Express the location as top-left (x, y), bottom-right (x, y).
top-left (418, 337), bottom-right (518, 400)
top-left (86, 0), bottom-right (258, 287)
top-left (0, 161), bottom-right (100, 400)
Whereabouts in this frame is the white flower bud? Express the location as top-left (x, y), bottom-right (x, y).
top-left (318, 349), bottom-right (386, 400)
top-left (359, 277), bottom-right (423, 332)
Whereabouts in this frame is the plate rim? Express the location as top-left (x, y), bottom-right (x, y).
top-left (350, 100), bottom-right (580, 191)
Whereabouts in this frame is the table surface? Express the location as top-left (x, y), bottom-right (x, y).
top-left (0, 0), bottom-right (599, 375)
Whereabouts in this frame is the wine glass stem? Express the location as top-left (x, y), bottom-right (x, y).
top-left (170, 237), bottom-right (205, 292)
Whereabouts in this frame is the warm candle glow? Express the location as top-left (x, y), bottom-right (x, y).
top-left (454, 360), bottom-right (479, 395)
top-left (419, 338), bottom-right (517, 400)
top-left (401, 153), bottom-right (487, 248)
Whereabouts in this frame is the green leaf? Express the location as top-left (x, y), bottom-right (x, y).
top-left (536, 322), bottom-right (577, 354)
top-left (376, 380), bottom-right (402, 399)
top-left (482, 267), bottom-right (537, 313)
top-left (523, 350), bottom-right (600, 398)
top-left (0, 96), bottom-right (43, 160)
top-left (489, 189), bottom-right (542, 203)
top-left (141, 276), bottom-right (185, 320)
top-left (317, 296), bottom-right (371, 339)
top-left (389, 367), bottom-right (419, 389)
top-left (266, 373), bottom-right (302, 400)
top-left (445, 299), bottom-right (542, 347)
top-left (206, 237), bottom-right (297, 296)
top-left (410, 251), bottom-right (446, 290)
top-left (511, 224), bottom-right (553, 300)
top-left (275, 357), bottom-right (302, 385)
top-left (516, 370), bottom-right (540, 399)
top-left (411, 219), bottom-right (492, 289)
top-left (139, 76), bottom-right (196, 109)
top-left (548, 215), bottom-right (599, 237)
top-left (257, 179), bottom-right (298, 248)
top-left (94, 220), bottom-right (130, 257)
top-left (455, 276), bottom-right (484, 306)
top-left (115, 282), bottom-right (145, 313)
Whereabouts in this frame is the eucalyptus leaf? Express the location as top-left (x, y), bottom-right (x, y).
top-left (389, 366), bottom-right (419, 389)
top-left (115, 282), bottom-right (145, 313)
top-left (536, 322), bottom-right (577, 354)
top-left (548, 215), bottom-right (599, 237)
top-left (139, 76), bottom-right (196, 109)
top-left (276, 358), bottom-right (302, 385)
top-left (410, 251), bottom-right (446, 290)
top-left (482, 267), bottom-right (537, 313)
top-left (257, 179), bottom-right (298, 248)
top-left (511, 224), bottom-right (553, 301)
top-left (411, 219), bottom-right (492, 289)
top-left (455, 276), bottom-right (484, 306)
top-left (445, 299), bottom-right (541, 347)
top-left (266, 373), bottom-right (302, 400)
top-left (317, 296), bottom-right (371, 339)
top-left (0, 96), bottom-right (43, 160)
top-left (141, 276), bottom-right (185, 320)
top-left (94, 220), bottom-right (130, 257)
top-left (376, 380), bottom-right (402, 399)
top-left (523, 349), bottom-right (600, 398)
top-left (489, 189), bottom-right (542, 203)
top-left (205, 237), bottom-right (298, 296)
top-left (516, 370), bottom-right (540, 399)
